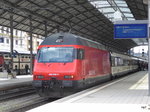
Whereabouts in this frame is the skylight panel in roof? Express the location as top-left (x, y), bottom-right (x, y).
top-left (88, 0), bottom-right (135, 22)
top-left (100, 8), bottom-right (115, 13)
top-left (124, 13), bottom-right (134, 17)
top-left (117, 3), bottom-right (128, 7)
top-left (120, 8), bottom-right (130, 12)
top-left (115, 0), bottom-right (126, 4)
top-left (107, 14), bottom-right (114, 18)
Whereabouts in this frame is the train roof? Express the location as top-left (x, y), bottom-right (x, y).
top-left (0, 50), bottom-right (36, 55)
top-left (111, 52), bottom-right (133, 60)
top-left (111, 52), bottom-right (148, 62)
top-left (41, 33), bottom-right (106, 50)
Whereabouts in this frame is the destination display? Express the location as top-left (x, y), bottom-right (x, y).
top-left (114, 24), bottom-right (148, 39)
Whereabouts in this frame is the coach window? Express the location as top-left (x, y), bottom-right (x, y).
top-left (134, 60), bottom-right (136, 65)
top-left (5, 55), bottom-right (8, 58)
top-left (0, 37), bottom-right (4, 43)
top-left (117, 57), bottom-right (120, 66)
top-left (132, 60), bottom-right (134, 65)
top-left (111, 57), bottom-right (115, 66)
top-left (124, 59), bottom-right (128, 66)
top-left (114, 57), bottom-right (118, 66)
top-left (127, 60), bottom-right (130, 65)
top-left (118, 58), bottom-right (123, 66)
top-left (131, 60), bottom-right (134, 65)
top-left (134, 60), bottom-right (137, 65)
top-left (16, 40), bottom-right (18, 45)
top-left (6, 39), bottom-right (9, 44)
top-left (14, 55), bottom-right (17, 58)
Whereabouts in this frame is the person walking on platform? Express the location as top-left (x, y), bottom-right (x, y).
top-left (7, 63), bottom-right (16, 79)
top-left (7, 67), bottom-right (11, 75)
top-left (7, 68), bottom-right (16, 79)
top-left (25, 64), bottom-right (29, 74)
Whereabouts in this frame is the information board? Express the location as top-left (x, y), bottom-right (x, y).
top-left (114, 24), bottom-right (148, 39)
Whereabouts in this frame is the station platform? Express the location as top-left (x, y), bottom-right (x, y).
top-left (28, 71), bottom-right (150, 112)
top-left (0, 75), bottom-right (32, 91)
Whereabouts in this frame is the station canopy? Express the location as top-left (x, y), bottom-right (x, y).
top-left (0, 0), bottom-right (148, 52)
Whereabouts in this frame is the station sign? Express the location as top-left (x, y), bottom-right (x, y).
top-left (114, 20), bottom-right (148, 39)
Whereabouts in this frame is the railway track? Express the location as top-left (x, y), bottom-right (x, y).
top-left (0, 86), bottom-right (35, 101)
top-left (0, 86), bottom-right (58, 112)
top-left (0, 94), bottom-right (49, 112)
top-left (11, 98), bottom-right (58, 112)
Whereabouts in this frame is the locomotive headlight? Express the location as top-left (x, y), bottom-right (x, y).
top-left (64, 75), bottom-right (74, 79)
top-left (37, 75), bottom-right (44, 79)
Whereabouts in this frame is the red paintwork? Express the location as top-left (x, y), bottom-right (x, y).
top-left (33, 45), bottom-right (111, 81)
top-left (0, 56), bottom-right (4, 65)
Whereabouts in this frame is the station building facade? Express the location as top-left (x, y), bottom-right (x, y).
top-left (0, 26), bottom-right (43, 54)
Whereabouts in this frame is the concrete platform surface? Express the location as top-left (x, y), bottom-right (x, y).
top-left (28, 71), bottom-right (150, 112)
top-left (0, 75), bottom-right (32, 90)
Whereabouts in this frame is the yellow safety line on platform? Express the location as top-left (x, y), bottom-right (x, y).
top-left (130, 74), bottom-right (148, 90)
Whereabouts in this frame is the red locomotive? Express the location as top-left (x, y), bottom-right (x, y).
top-left (0, 55), bottom-right (4, 72)
top-left (33, 33), bottom-right (140, 98)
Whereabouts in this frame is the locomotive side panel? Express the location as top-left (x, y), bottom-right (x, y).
top-left (82, 46), bottom-right (111, 85)
top-left (0, 55), bottom-right (4, 72)
top-left (84, 47), bottom-right (111, 77)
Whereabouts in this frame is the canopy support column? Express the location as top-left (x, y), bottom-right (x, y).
top-left (148, 0), bottom-right (150, 95)
top-left (29, 15), bottom-right (33, 75)
top-left (10, 11), bottom-right (14, 74)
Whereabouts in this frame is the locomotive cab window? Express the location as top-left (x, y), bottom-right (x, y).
top-left (76, 49), bottom-right (84, 60)
top-left (37, 47), bottom-right (75, 63)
